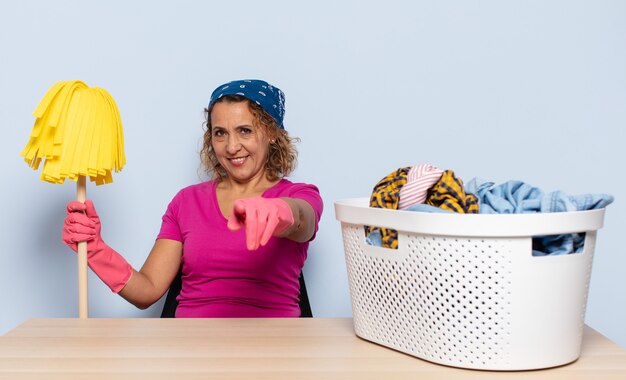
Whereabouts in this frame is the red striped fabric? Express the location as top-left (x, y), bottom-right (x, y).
top-left (398, 164), bottom-right (444, 210)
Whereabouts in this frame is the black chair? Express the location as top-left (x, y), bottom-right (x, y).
top-left (160, 270), bottom-right (313, 318)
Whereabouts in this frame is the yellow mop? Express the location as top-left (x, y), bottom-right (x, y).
top-left (21, 80), bottom-right (126, 318)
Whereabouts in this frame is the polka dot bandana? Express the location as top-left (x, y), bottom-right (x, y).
top-left (208, 79), bottom-right (286, 129)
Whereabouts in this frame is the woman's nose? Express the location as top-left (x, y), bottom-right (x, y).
top-left (226, 137), bottom-right (242, 153)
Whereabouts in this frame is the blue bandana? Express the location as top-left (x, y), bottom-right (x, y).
top-left (208, 79), bottom-right (286, 129)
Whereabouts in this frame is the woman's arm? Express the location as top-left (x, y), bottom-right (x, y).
top-left (280, 198), bottom-right (317, 243)
top-left (118, 238), bottom-right (182, 309)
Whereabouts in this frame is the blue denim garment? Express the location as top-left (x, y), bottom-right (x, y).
top-left (405, 204), bottom-right (455, 213)
top-left (465, 178), bottom-right (614, 255)
top-left (531, 233), bottom-right (586, 257)
top-left (465, 178), bottom-right (614, 213)
top-left (464, 179), bottom-right (543, 213)
top-left (366, 229), bottom-right (383, 247)
top-left (540, 191), bottom-right (614, 212)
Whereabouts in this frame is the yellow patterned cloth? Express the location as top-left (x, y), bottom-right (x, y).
top-left (367, 168), bottom-right (478, 249)
top-left (366, 167), bottom-right (409, 249)
top-left (426, 170), bottom-right (479, 214)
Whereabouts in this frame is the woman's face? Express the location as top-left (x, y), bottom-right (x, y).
top-left (210, 101), bottom-right (270, 184)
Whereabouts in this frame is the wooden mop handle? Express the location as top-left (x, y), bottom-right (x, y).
top-left (77, 176), bottom-right (88, 318)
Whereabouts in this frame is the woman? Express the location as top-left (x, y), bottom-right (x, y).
top-left (62, 79), bottom-right (323, 317)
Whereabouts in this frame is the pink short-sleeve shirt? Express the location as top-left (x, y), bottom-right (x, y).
top-left (157, 179), bottom-right (323, 318)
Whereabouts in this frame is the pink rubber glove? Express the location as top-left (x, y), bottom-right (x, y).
top-left (62, 200), bottom-right (132, 293)
top-left (227, 197), bottom-right (295, 250)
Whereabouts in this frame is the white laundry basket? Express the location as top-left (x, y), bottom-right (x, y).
top-left (334, 197), bottom-right (606, 371)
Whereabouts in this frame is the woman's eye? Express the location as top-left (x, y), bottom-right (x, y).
top-left (240, 127), bottom-right (252, 135)
top-left (213, 130), bottom-right (225, 137)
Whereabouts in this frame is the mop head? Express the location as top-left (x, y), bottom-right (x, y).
top-left (20, 80), bottom-right (126, 185)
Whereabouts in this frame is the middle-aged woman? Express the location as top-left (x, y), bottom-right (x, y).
top-left (62, 79), bottom-right (324, 317)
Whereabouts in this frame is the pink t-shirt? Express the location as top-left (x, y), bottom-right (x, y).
top-left (157, 179), bottom-right (323, 318)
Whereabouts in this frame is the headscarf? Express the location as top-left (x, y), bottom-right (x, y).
top-left (208, 79), bottom-right (286, 129)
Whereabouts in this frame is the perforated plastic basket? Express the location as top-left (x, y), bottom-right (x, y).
top-left (334, 198), bottom-right (606, 371)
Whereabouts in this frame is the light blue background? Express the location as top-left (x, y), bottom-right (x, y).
top-left (1, 1), bottom-right (624, 348)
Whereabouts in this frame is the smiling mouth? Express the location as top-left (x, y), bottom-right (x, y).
top-left (229, 156), bottom-right (248, 165)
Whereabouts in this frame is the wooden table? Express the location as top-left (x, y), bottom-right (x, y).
top-left (0, 318), bottom-right (624, 379)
